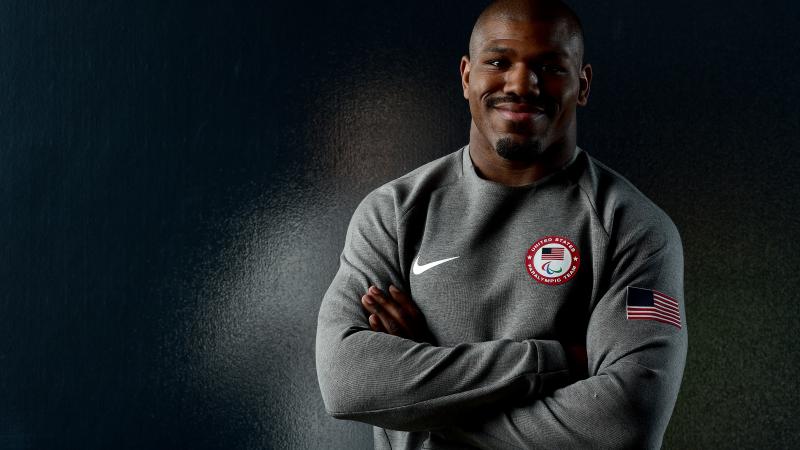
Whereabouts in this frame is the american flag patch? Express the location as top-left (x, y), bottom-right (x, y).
top-left (540, 247), bottom-right (565, 261)
top-left (626, 287), bottom-right (681, 329)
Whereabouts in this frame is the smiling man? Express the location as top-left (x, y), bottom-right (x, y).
top-left (316, 1), bottom-right (687, 449)
top-left (465, 0), bottom-right (589, 185)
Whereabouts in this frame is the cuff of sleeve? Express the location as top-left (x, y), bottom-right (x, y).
top-left (535, 339), bottom-right (569, 374)
top-left (522, 339), bottom-right (570, 398)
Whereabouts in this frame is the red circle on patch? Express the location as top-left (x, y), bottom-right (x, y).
top-left (524, 235), bottom-right (581, 286)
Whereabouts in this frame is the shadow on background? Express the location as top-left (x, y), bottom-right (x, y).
top-left (1, 0), bottom-right (798, 448)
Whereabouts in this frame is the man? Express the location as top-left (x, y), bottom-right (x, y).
top-left (316, 0), bottom-right (687, 448)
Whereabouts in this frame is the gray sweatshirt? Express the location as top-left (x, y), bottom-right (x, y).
top-left (316, 146), bottom-right (687, 449)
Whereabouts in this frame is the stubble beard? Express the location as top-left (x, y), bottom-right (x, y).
top-left (495, 137), bottom-right (544, 163)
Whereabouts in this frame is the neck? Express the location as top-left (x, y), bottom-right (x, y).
top-left (468, 123), bottom-right (577, 187)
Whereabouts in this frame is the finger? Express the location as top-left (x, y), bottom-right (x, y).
top-left (388, 285), bottom-right (422, 317)
top-left (388, 285), bottom-right (430, 340)
top-left (362, 294), bottom-right (398, 334)
top-left (362, 294), bottom-right (387, 320)
top-left (361, 294), bottom-right (375, 312)
top-left (368, 314), bottom-right (386, 333)
top-left (366, 286), bottom-right (412, 337)
top-left (369, 286), bottom-right (407, 321)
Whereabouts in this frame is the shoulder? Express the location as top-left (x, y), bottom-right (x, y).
top-left (355, 147), bottom-right (465, 222)
top-left (576, 152), bottom-right (681, 256)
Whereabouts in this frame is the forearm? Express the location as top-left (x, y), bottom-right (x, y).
top-left (442, 358), bottom-right (683, 449)
top-left (316, 309), bottom-right (570, 431)
top-left (440, 238), bottom-right (689, 448)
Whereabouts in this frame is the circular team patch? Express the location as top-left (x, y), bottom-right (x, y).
top-left (525, 236), bottom-right (581, 285)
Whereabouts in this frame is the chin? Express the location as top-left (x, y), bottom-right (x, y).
top-left (494, 137), bottom-right (544, 162)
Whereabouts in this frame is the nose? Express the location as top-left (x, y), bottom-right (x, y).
top-left (504, 63), bottom-right (539, 97)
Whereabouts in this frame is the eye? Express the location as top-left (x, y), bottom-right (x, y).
top-left (541, 64), bottom-right (568, 74)
top-left (486, 59), bottom-right (510, 69)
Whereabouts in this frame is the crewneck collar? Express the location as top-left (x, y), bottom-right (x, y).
top-left (461, 145), bottom-right (584, 194)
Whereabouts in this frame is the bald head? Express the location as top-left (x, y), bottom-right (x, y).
top-left (469, 0), bottom-right (585, 64)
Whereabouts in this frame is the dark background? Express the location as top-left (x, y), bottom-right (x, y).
top-left (2, 0), bottom-right (798, 448)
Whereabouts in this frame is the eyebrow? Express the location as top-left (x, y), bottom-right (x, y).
top-left (482, 46), bottom-right (513, 54)
top-left (480, 46), bottom-right (572, 61)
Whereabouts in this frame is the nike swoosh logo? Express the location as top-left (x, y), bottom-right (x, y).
top-left (412, 255), bottom-right (459, 275)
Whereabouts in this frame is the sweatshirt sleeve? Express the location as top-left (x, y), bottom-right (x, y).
top-left (440, 218), bottom-right (688, 449)
top-left (315, 187), bottom-right (571, 432)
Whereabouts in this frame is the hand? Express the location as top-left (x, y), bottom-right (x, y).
top-left (360, 285), bottom-right (436, 344)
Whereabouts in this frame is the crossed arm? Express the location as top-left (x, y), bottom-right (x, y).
top-left (319, 265), bottom-right (685, 447)
top-left (316, 271), bottom-right (574, 432)
top-left (361, 285), bottom-right (588, 379)
top-left (321, 258), bottom-right (685, 448)
top-left (316, 191), bottom-right (578, 432)
top-left (316, 190), bottom-right (687, 448)
top-left (350, 270), bottom-right (685, 448)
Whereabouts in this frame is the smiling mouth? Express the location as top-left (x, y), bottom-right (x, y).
top-left (493, 104), bottom-right (546, 122)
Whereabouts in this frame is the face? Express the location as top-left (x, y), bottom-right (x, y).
top-left (461, 18), bottom-right (591, 162)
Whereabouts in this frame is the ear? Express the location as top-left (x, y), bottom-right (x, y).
top-left (460, 56), bottom-right (471, 100)
top-left (577, 63), bottom-right (592, 106)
